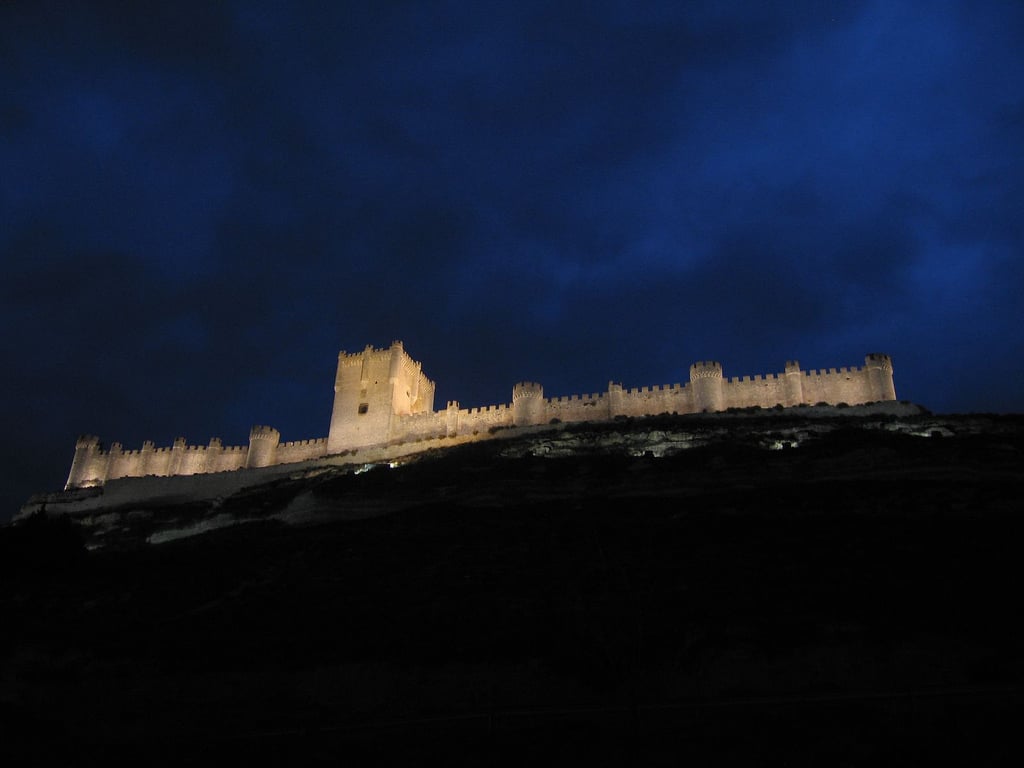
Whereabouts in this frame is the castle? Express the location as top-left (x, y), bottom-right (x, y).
top-left (64, 342), bottom-right (896, 490)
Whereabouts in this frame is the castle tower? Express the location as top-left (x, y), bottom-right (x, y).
top-left (512, 381), bottom-right (545, 426)
top-left (246, 425), bottom-right (280, 468)
top-left (445, 400), bottom-right (460, 437)
top-left (327, 341), bottom-right (436, 453)
top-left (607, 381), bottom-right (624, 418)
top-left (65, 435), bottom-right (104, 490)
top-left (784, 360), bottom-right (804, 406)
top-left (167, 436), bottom-right (188, 475)
top-left (864, 353), bottom-right (896, 402)
top-left (689, 361), bottom-right (725, 412)
top-left (139, 440), bottom-right (156, 476)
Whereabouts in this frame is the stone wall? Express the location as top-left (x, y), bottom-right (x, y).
top-left (64, 347), bottom-right (896, 490)
top-left (66, 436), bottom-right (251, 490)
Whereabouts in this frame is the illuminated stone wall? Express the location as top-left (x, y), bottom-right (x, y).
top-left (64, 348), bottom-right (895, 490)
top-left (725, 356), bottom-right (894, 410)
top-left (66, 436), bottom-right (250, 490)
top-left (276, 437), bottom-right (330, 463)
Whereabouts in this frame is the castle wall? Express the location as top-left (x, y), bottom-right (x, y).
top-left (719, 360), bottom-right (889, 409)
top-left (205, 441), bottom-right (249, 473)
top-left (617, 383), bottom-right (693, 417)
top-left (143, 446), bottom-right (174, 478)
top-left (64, 347), bottom-right (896, 491)
top-left (176, 445), bottom-right (211, 476)
top-left (456, 403), bottom-right (514, 434)
top-left (106, 445), bottom-right (135, 481)
top-left (276, 437), bottom-right (329, 463)
top-left (723, 373), bottom-right (789, 408)
top-left (390, 410), bottom-right (449, 442)
top-left (66, 436), bottom-right (255, 489)
top-left (545, 392), bottom-right (610, 422)
top-left (800, 367), bottom-right (871, 405)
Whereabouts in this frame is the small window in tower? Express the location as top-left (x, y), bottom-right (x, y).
top-left (358, 403), bottom-right (369, 414)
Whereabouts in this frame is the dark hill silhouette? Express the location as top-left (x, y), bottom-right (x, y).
top-left (2, 412), bottom-right (1022, 765)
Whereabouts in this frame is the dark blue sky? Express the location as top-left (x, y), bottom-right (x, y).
top-left (3, 1), bottom-right (1023, 517)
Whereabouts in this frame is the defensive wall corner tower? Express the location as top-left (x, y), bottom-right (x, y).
top-left (784, 360), bottom-right (804, 406)
top-left (865, 353), bottom-right (896, 402)
top-left (65, 435), bottom-right (103, 490)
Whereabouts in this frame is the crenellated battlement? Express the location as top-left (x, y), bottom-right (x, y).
top-left (549, 392), bottom-right (605, 404)
top-left (63, 344), bottom-right (897, 490)
top-left (628, 382), bottom-right (679, 395)
top-left (280, 437), bottom-right (327, 448)
top-left (512, 382), bottom-right (544, 399)
top-left (729, 372), bottom-right (783, 383)
top-left (690, 361), bottom-right (724, 379)
top-left (339, 342), bottom-right (398, 359)
top-left (76, 434), bottom-right (101, 449)
top-left (866, 352), bottom-right (893, 370)
top-left (463, 403), bottom-right (510, 414)
top-left (804, 365), bottom-right (863, 376)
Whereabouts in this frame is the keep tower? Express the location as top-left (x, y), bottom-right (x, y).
top-left (327, 341), bottom-right (436, 453)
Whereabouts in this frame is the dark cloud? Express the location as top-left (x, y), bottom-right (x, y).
top-left (2, 1), bottom-right (1023, 518)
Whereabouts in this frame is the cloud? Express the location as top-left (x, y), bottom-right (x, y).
top-left (2, 1), bottom-right (1023, 517)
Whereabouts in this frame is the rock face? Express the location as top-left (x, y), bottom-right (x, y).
top-left (3, 408), bottom-right (1021, 763)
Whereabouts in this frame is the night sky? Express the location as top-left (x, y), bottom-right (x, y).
top-left (3, 1), bottom-right (1023, 518)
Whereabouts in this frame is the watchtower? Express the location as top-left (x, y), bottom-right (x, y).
top-left (512, 381), bottom-right (545, 426)
top-left (246, 425), bottom-right (281, 468)
top-left (784, 360), bottom-right (804, 406)
top-left (689, 361), bottom-right (725, 412)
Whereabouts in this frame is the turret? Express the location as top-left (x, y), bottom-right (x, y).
top-left (246, 425), bottom-right (280, 468)
top-left (138, 440), bottom-right (156, 476)
top-left (388, 339), bottom-right (404, 381)
top-left (168, 436), bottom-right (188, 475)
top-left (445, 400), bottom-right (460, 437)
top-left (784, 360), bottom-right (804, 406)
top-left (65, 435), bottom-right (104, 490)
top-left (512, 381), bottom-right (545, 426)
top-left (607, 381), bottom-right (624, 418)
top-left (864, 353), bottom-right (896, 401)
top-left (689, 361), bottom-right (725, 412)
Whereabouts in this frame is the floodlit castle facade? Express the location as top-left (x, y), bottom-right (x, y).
top-left (65, 342), bottom-right (896, 490)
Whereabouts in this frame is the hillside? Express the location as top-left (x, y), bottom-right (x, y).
top-left (2, 410), bottom-right (1022, 764)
